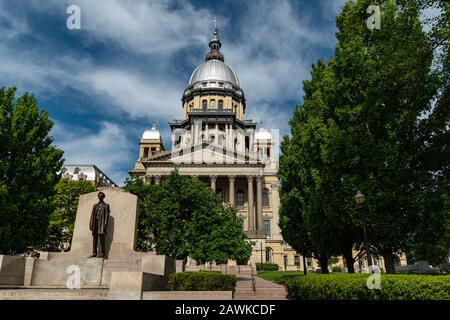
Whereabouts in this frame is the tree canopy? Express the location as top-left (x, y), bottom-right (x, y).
top-left (43, 179), bottom-right (96, 252)
top-left (124, 170), bottom-right (253, 264)
top-left (279, 0), bottom-right (449, 273)
top-left (0, 86), bottom-right (64, 254)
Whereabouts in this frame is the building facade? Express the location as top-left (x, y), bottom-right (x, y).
top-left (61, 164), bottom-right (118, 188)
top-left (129, 26), bottom-right (300, 269)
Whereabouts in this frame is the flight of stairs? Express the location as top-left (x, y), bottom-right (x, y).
top-left (234, 276), bottom-right (287, 300)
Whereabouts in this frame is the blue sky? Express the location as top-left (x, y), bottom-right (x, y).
top-left (0, 0), bottom-right (347, 185)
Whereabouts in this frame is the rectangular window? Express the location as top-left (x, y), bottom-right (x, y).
top-left (263, 220), bottom-right (271, 238)
top-left (294, 255), bottom-right (300, 267)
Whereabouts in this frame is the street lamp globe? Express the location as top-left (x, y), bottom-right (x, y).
top-left (355, 190), bottom-right (366, 205)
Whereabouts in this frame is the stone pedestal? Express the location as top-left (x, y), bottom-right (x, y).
top-left (0, 189), bottom-right (175, 297)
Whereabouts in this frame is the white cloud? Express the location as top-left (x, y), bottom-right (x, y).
top-left (224, 0), bottom-right (332, 110)
top-left (1, 0), bottom-right (342, 180)
top-left (319, 0), bottom-right (347, 19)
top-left (52, 121), bottom-right (133, 185)
top-left (77, 0), bottom-right (212, 55)
top-left (82, 68), bottom-right (181, 119)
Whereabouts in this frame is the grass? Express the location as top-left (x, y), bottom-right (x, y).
top-left (257, 271), bottom-right (305, 283)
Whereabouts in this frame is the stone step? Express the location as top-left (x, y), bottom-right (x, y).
top-left (0, 289), bottom-right (109, 300)
top-left (236, 287), bottom-right (286, 291)
top-left (235, 290), bottom-right (286, 296)
top-left (234, 296), bottom-right (287, 300)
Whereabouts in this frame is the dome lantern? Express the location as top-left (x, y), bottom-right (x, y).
top-left (205, 18), bottom-right (224, 62)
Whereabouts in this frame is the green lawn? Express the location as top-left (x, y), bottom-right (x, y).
top-left (257, 271), bottom-right (304, 283)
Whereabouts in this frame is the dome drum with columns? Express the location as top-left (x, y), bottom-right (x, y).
top-left (129, 25), bottom-right (301, 271)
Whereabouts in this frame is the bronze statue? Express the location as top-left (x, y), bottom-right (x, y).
top-left (89, 192), bottom-right (110, 258)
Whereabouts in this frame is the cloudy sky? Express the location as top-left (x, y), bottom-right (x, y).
top-left (0, 0), bottom-right (347, 185)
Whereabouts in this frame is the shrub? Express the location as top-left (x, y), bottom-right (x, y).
top-left (168, 272), bottom-right (237, 292)
top-left (286, 274), bottom-right (450, 300)
top-left (332, 266), bottom-right (343, 273)
top-left (256, 263), bottom-right (279, 271)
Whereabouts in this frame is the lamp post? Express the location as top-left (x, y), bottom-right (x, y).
top-left (260, 241), bottom-right (264, 265)
top-left (355, 190), bottom-right (372, 271)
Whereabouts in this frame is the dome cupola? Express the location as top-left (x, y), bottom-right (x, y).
top-left (142, 120), bottom-right (161, 140)
top-left (181, 20), bottom-right (246, 119)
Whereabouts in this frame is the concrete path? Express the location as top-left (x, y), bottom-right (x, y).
top-left (234, 275), bottom-right (287, 300)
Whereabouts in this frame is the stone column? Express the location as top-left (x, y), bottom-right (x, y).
top-left (210, 175), bottom-right (217, 191)
top-left (247, 175), bottom-right (255, 234)
top-left (256, 175), bottom-right (263, 236)
top-left (154, 175), bottom-right (161, 185)
top-left (145, 175), bottom-right (152, 184)
top-left (228, 175), bottom-right (236, 205)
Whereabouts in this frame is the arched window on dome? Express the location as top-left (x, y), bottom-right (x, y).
top-left (210, 99), bottom-right (215, 109)
top-left (218, 100), bottom-right (223, 111)
top-left (202, 100), bottom-right (207, 110)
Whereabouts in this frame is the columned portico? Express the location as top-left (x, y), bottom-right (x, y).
top-left (247, 175), bottom-right (255, 235)
top-left (228, 175), bottom-right (235, 205)
top-left (256, 175), bottom-right (263, 236)
top-left (210, 175), bottom-right (217, 191)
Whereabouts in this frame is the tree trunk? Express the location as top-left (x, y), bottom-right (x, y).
top-left (303, 256), bottom-right (307, 275)
top-left (182, 257), bottom-right (188, 272)
top-left (319, 256), bottom-right (329, 274)
top-left (383, 252), bottom-right (396, 274)
top-left (344, 253), bottom-right (355, 273)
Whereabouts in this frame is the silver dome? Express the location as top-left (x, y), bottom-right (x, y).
top-left (188, 59), bottom-right (240, 87)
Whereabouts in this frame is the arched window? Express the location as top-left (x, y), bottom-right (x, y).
top-left (210, 99), bottom-right (215, 109)
top-left (202, 100), bottom-right (207, 110)
top-left (265, 248), bottom-right (273, 262)
top-left (263, 188), bottom-right (270, 207)
top-left (236, 189), bottom-right (244, 207)
top-left (218, 100), bottom-right (223, 110)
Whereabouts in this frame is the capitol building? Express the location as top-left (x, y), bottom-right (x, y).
top-left (129, 27), bottom-right (300, 270)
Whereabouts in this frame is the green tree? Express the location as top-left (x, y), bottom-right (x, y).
top-left (43, 179), bottom-right (96, 252)
top-left (124, 170), bottom-right (252, 264)
top-left (280, 0), bottom-right (449, 273)
top-left (0, 87), bottom-right (64, 254)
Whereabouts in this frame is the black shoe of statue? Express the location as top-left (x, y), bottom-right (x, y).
top-left (89, 254), bottom-right (97, 258)
top-left (97, 254), bottom-right (105, 258)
